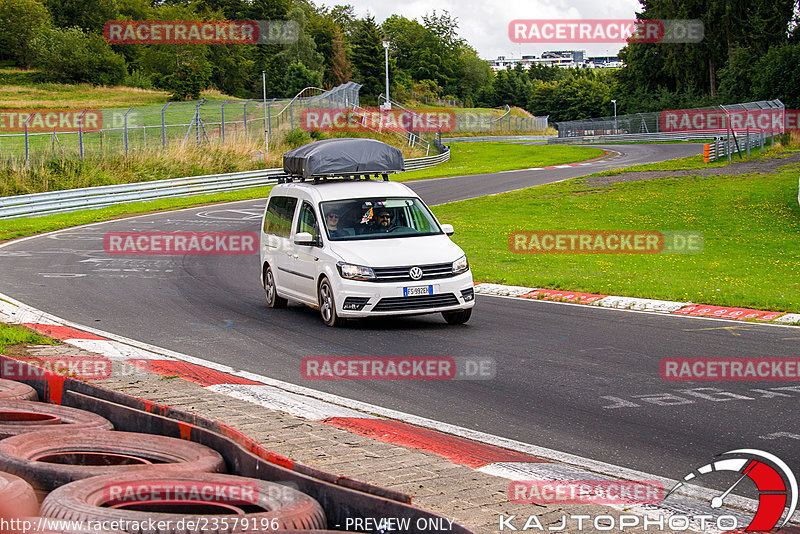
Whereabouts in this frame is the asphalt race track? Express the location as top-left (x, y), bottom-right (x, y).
top-left (2, 142), bottom-right (797, 479)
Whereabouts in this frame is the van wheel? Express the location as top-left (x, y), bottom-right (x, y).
top-left (318, 277), bottom-right (345, 327)
top-left (264, 265), bottom-right (287, 308)
top-left (442, 309), bottom-right (471, 325)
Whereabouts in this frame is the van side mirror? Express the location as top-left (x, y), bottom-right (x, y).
top-left (441, 224), bottom-right (454, 236)
top-left (295, 232), bottom-right (316, 245)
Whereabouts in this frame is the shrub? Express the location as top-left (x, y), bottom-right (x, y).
top-left (30, 26), bottom-right (126, 86)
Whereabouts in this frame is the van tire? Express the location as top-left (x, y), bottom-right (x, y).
top-left (318, 277), bottom-right (345, 327)
top-left (442, 309), bottom-right (471, 325)
top-left (264, 264), bottom-right (287, 309)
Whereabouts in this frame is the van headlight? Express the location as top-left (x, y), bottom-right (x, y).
top-left (337, 262), bottom-right (376, 280)
top-left (452, 255), bottom-right (469, 274)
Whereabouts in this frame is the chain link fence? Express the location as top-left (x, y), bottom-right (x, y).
top-left (0, 82), bottom-right (362, 166)
top-left (555, 99), bottom-right (785, 138)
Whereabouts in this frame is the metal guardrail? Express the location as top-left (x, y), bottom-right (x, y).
top-left (403, 147), bottom-right (450, 170)
top-left (547, 131), bottom-right (728, 144)
top-left (0, 150), bottom-right (451, 219)
top-left (705, 130), bottom-right (776, 162)
top-left (444, 135), bottom-right (553, 143)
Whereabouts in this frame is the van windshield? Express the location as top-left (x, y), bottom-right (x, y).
top-left (320, 197), bottom-right (443, 240)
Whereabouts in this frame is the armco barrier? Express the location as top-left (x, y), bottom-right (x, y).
top-left (547, 131), bottom-right (725, 144)
top-left (442, 135), bottom-right (553, 143)
top-left (0, 150), bottom-right (450, 219)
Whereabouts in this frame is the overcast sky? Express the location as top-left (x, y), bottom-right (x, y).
top-left (315, 0), bottom-right (644, 58)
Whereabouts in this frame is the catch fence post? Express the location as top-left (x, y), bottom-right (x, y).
top-left (161, 103), bottom-right (170, 149)
top-left (220, 99), bottom-right (230, 143)
top-left (78, 109), bottom-right (87, 160)
top-left (124, 107), bottom-right (134, 155)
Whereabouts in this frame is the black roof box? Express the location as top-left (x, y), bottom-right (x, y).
top-left (283, 138), bottom-right (405, 180)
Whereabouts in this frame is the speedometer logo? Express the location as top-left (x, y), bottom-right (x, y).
top-left (665, 449), bottom-right (798, 531)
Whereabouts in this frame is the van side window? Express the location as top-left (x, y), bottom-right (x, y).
top-left (264, 196), bottom-right (298, 237)
top-left (296, 202), bottom-right (319, 240)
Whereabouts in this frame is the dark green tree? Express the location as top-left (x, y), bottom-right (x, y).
top-left (0, 0), bottom-right (51, 67)
top-left (44, 0), bottom-right (118, 34)
top-left (351, 16), bottom-right (384, 104)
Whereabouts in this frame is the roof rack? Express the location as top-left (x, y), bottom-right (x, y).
top-left (277, 173), bottom-right (392, 184)
top-left (282, 138), bottom-right (405, 182)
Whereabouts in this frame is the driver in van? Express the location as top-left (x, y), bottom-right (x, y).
top-left (370, 210), bottom-right (395, 233)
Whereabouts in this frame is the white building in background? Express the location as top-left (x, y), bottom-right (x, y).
top-left (486, 51), bottom-right (622, 71)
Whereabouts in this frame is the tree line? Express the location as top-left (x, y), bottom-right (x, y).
top-left (0, 0), bottom-right (797, 119)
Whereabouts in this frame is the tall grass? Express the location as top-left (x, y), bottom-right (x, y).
top-left (0, 128), bottom-right (427, 196)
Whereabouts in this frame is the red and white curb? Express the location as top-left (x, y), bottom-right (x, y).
top-left (473, 283), bottom-right (800, 326)
top-left (1, 293), bottom-right (797, 531)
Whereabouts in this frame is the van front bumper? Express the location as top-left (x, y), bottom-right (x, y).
top-left (333, 271), bottom-right (475, 318)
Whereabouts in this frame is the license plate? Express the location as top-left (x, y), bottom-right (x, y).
top-left (404, 285), bottom-right (433, 297)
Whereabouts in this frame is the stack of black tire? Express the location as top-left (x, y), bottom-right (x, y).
top-left (0, 378), bottom-right (353, 533)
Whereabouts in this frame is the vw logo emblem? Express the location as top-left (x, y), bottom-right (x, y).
top-left (409, 267), bottom-right (423, 280)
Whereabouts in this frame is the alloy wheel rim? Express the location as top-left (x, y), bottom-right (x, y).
top-left (265, 270), bottom-right (275, 302)
top-left (320, 284), bottom-right (332, 321)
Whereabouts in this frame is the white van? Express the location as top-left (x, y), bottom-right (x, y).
top-left (259, 178), bottom-right (474, 326)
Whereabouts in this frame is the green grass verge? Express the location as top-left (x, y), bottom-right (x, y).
top-left (432, 157), bottom-right (800, 313)
top-left (0, 323), bottom-right (57, 352)
top-left (592, 145), bottom-right (779, 175)
top-left (398, 143), bottom-right (604, 181)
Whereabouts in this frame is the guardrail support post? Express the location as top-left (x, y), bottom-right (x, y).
top-left (161, 102), bottom-right (170, 149)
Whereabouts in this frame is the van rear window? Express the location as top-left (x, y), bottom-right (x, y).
top-left (263, 196), bottom-right (298, 237)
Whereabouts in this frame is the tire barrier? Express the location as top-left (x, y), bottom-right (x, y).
top-left (0, 470), bottom-right (40, 519)
top-left (41, 472), bottom-right (327, 533)
top-left (0, 401), bottom-right (113, 439)
top-left (0, 379), bottom-right (38, 401)
top-left (0, 430), bottom-right (226, 493)
top-left (1, 353), bottom-right (477, 534)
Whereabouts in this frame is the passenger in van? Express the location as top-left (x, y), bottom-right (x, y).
top-left (325, 211), bottom-right (349, 238)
